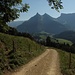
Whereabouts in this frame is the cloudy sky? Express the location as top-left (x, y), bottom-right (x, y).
top-left (15, 0), bottom-right (75, 21)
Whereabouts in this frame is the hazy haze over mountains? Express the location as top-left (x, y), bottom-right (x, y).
top-left (8, 21), bottom-right (24, 28)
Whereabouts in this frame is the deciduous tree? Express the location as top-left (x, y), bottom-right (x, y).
top-left (0, 0), bottom-right (63, 24)
top-left (0, 0), bottom-right (30, 23)
top-left (47, 0), bottom-right (63, 12)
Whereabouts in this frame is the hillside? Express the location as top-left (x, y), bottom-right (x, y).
top-left (17, 13), bottom-right (67, 34)
top-left (0, 33), bottom-right (44, 75)
top-left (56, 48), bottom-right (75, 75)
top-left (54, 30), bottom-right (75, 43)
top-left (57, 13), bottom-right (75, 30)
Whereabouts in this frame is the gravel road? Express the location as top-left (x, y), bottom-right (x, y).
top-left (7, 49), bottom-right (62, 75)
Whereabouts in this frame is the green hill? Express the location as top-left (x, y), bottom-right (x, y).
top-left (54, 30), bottom-right (75, 43)
top-left (0, 33), bottom-right (44, 75)
top-left (56, 38), bottom-right (73, 46)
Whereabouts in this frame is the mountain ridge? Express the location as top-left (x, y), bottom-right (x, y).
top-left (57, 13), bottom-right (75, 30)
top-left (17, 13), bottom-right (67, 34)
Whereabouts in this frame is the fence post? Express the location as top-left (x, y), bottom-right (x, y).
top-left (69, 51), bottom-right (71, 69)
top-left (40, 44), bottom-right (41, 49)
top-left (36, 45), bottom-right (37, 51)
top-left (29, 44), bottom-right (31, 52)
top-left (12, 40), bottom-right (16, 52)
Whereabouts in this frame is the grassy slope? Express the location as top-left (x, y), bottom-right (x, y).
top-left (57, 49), bottom-right (75, 75)
top-left (0, 33), bottom-right (44, 74)
top-left (57, 38), bottom-right (73, 45)
top-left (39, 35), bottom-right (73, 45)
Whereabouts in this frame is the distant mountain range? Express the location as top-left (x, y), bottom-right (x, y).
top-left (8, 21), bottom-right (24, 28)
top-left (8, 13), bottom-right (75, 36)
top-left (6, 13), bottom-right (75, 43)
top-left (17, 13), bottom-right (67, 34)
top-left (56, 13), bottom-right (75, 30)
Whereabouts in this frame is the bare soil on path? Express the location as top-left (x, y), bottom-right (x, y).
top-left (7, 49), bottom-right (62, 75)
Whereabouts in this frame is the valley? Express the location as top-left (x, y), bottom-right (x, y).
top-left (0, 13), bottom-right (75, 75)
top-left (0, 0), bottom-right (75, 75)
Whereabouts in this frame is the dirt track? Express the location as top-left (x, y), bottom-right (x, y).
top-left (10, 49), bottom-right (62, 75)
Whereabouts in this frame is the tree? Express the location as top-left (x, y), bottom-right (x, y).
top-left (0, 0), bottom-right (30, 24)
top-left (0, 0), bottom-right (63, 24)
top-left (47, 0), bottom-right (63, 12)
top-left (46, 36), bottom-right (51, 46)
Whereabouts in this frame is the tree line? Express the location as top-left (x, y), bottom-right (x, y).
top-left (39, 36), bottom-right (75, 53)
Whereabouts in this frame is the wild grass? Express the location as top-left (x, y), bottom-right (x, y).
top-left (0, 33), bottom-right (45, 74)
top-left (57, 49), bottom-right (75, 75)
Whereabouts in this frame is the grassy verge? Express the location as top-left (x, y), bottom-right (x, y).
top-left (0, 33), bottom-right (45, 75)
top-left (57, 49), bottom-right (75, 75)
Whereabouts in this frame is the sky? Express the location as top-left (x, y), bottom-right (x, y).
top-left (15, 0), bottom-right (75, 21)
